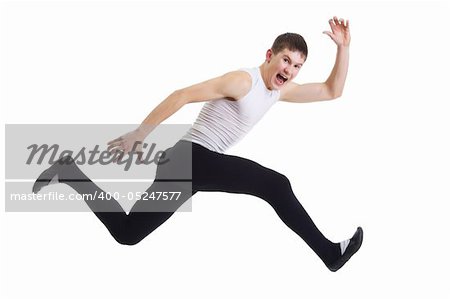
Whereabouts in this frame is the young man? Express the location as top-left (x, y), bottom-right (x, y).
top-left (34, 16), bottom-right (363, 272)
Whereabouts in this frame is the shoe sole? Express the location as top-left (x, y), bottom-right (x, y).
top-left (328, 227), bottom-right (364, 272)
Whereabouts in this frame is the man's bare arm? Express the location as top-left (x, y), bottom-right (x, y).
top-left (137, 71), bottom-right (251, 137)
top-left (107, 71), bottom-right (251, 156)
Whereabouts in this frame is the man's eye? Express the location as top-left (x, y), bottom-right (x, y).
top-left (284, 58), bottom-right (288, 63)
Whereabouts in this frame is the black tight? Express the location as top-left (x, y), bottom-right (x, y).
top-left (58, 140), bottom-right (340, 266)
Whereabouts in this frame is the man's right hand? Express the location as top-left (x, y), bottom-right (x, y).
top-left (107, 129), bottom-right (145, 163)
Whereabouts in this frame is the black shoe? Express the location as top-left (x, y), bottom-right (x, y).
top-left (327, 227), bottom-right (364, 272)
top-left (32, 156), bottom-right (74, 193)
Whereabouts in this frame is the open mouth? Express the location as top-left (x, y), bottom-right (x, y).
top-left (276, 74), bottom-right (288, 85)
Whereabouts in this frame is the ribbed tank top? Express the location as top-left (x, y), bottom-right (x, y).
top-left (181, 67), bottom-right (280, 153)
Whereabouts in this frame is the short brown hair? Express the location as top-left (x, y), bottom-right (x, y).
top-left (271, 33), bottom-right (308, 59)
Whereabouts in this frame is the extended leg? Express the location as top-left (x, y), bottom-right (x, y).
top-left (191, 142), bottom-right (362, 270)
top-left (33, 155), bottom-right (195, 245)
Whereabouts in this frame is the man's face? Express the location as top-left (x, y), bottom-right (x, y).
top-left (265, 48), bottom-right (305, 90)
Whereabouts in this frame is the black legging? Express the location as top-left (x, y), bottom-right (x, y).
top-left (58, 139), bottom-right (340, 267)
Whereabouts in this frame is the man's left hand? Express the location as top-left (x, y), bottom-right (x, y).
top-left (323, 16), bottom-right (351, 47)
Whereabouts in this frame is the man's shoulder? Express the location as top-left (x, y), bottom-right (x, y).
top-left (220, 70), bottom-right (253, 100)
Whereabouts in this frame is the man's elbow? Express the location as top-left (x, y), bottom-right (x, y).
top-left (323, 83), bottom-right (343, 101)
top-left (330, 91), bottom-right (343, 100)
top-left (172, 87), bottom-right (207, 105)
top-left (322, 91), bottom-right (341, 101)
top-left (326, 87), bottom-right (343, 100)
top-left (171, 89), bottom-right (184, 99)
top-left (170, 89), bottom-right (190, 106)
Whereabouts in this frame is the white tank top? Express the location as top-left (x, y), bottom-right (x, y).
top-left (181, 67), bottom-right (280, 153)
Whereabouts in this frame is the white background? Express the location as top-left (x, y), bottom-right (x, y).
top-left (1, 0), bottom-right (449, 298)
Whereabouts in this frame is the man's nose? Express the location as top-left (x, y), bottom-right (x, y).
top-left (284, 66), bottom-right (293, 76)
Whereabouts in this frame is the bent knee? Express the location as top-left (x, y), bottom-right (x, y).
top-left (115, 236), bottom-right (141, 246)
top-left (112, 231), bottom-right (143, 246)
top-left (257, 171), bottom-right (293, 200)
top-left (267, 171), bottom-right (291, 189)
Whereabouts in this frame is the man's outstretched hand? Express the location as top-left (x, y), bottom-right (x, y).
top-left (323, 16), bottom-right (351, 47)
top-left (107, 129), bottom-right (145, 163)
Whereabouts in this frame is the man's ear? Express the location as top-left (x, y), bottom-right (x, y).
top-left (266, 49), bottom-right (273, 63)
